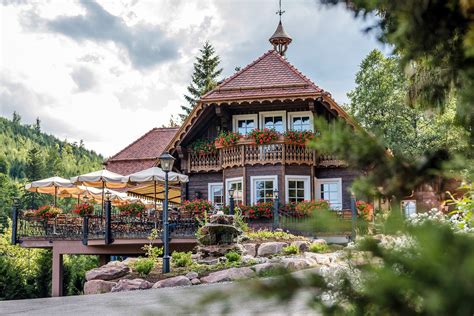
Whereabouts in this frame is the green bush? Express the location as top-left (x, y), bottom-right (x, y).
top-left (171, 251), bottom-right (193, 267)
top-left (282, 244), bottom-right (299, 255)
top-left (308, 242), bottom-right (329, 253)
top-left (246, 230), bottom-right (305, 242)
top-left (133, 258), bottom-right (155, 277)
top-left (225, 251), bottom-right (241, 262)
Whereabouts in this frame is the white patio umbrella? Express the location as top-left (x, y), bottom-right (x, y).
top-left (25, 176), bottom-right (75, 207)
top-left (71, 169), bottom-right (127, 217)
top-left (122, 167), bottom-right (189, 224)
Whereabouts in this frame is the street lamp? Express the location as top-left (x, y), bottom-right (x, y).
top-left (104, 190), bottom-right (113, 245)
top-left (228, 187), bottom-right (235, 215)
top-left (159, 152), bottom-right (175, 274)
top-left (273, 189), bottom-right (279, 230)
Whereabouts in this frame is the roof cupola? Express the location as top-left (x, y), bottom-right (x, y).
top-left (269, 0), bottom-right (292, 56)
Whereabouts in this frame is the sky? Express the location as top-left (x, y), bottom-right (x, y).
top-left (0, 0), bottom-right (386, 157)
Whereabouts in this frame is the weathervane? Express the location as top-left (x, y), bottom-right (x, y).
top-left (276, 0), bottom-right (285, 21)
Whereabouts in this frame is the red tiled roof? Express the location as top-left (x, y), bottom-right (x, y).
top-left (200, 50), bottom-right (324, 102)
top-left (105, 127), bottom-right (178, 175)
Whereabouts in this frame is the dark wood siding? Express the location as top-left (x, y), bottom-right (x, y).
top-left (187, 172), bottom-right (222, 200)
top-left (315, 168), bottom-right (361, 209)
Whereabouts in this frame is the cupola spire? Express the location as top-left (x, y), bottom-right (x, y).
top-left (269, 0), bottom-right (292, 56)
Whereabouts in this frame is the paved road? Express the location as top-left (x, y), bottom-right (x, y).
top-left (0, 277), bottom-right (318, 316)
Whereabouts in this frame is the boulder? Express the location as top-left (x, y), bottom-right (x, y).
top-left (83, 279), bottom-right (116, 295)
top-left (241, 255), bottom-right (267, 264)
top-left (185, 271), bottom-right (199, 280)
top-left (281, 257), bottom-right (312, 270)
top-left (152, 276), bottom-right (192, 289)
top-left (191, 278), bottom-right (201, 285)
top-left (252, 262), bottom-right (283, 275)
top-left (198, 224), bottom-right (242, 245)
top-left (311, 239), bottom-right (327, 246)
top-left (200, 267), bottom-right (256, 284)
top-left (197, 244), bottom-right (242, 258)
top-left (242, 243), bottom-right (257, 257)
top-left (257, 242), bottom-right (288, 257)
top-left (111, 278), bottom-right (152, 292)
top-left (197, 258), bottom-right (219, 265)
top-left (304, 252), bottom-right (335, 265)
top-left (122, 257), bottom-right (139, 267)
top-left (290, 240), bottom-right (310, 253)
top-left (85, 262), bottom-right (130, 281)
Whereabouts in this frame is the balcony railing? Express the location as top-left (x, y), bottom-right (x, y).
top-left (188, 138), bottom-right (345, 173)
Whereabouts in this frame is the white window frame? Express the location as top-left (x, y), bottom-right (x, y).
top-left (316, 178), bottom-right (343, 210)
top-left (232, 114), bottom-right (258, 135)
top-left (288, 111), bottom-right (314, 132)
top-left (208, 182), bottom-right (224, 209)
top-left (250, 175), bottom-right (278, 204)
top-left (259, 110), bottom-right (287, 132)
top-left (401, 200), bottom-right (417, 217)
top-left (225, 177), bottom-right (244, 205)
top-left (285, 175), bottom-right (311, 203)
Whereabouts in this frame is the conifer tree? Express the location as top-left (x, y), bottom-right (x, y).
top-left (180, 42), bottom-right (223, 120)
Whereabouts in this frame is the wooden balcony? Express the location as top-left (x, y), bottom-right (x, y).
top-left (188, 138), bottom-right (346, 173)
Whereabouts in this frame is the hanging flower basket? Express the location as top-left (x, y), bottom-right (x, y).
top-left (247, 128), bottom-right (279, 145)
top-left (214, 131), bottom-right (242, 148)
top-left (72, 203), bottom-right (95, 217)
top-left (189, 139), bottom-right (217, 155)
top-left (283, 130), bottom-right (318, 146)
top-left (34, 205), bottom-right (63, 219)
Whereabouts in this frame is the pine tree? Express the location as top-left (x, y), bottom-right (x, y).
top-left (12, 111), bottom-right (21, 125)
top-left (180, 42), bottom-right (223, 119)
top-left (34, 117), bottom-right (41, 134)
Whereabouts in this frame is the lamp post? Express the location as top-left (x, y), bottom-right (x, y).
top-left (11, 197), bottom-right (19, 245)
top-left (159, 152), bottom-right (175, 274)
top-left (228, 187), bottom-right (235, 215)
top-left (82, 195), bottom-right (89, 246)
top-left (350, 192), bottom-right (357, 242)
top-left (273, 189), bottom-right (279, 230)
top-left (104, 191), bottom-right (112, 245)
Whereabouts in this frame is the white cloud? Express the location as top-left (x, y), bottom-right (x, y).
top-left (0, 0), bottom-right (384, 157)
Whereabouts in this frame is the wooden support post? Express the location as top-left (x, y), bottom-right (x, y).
top-left (105, 199), bottom-right (112, 245)
top-left (52, 250), bottom-right (63, 297)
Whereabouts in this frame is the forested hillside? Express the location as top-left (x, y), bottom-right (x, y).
top-left (0, 112), bottom-right (104, 221)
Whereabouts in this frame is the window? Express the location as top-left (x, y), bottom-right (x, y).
top-left (402, 200), bottom-right (416, 217)
top-left (208, 183), bottom-right (223, 209)
top-left (288, 111), bottom-right (313, 132)
top-left (285, 175), bottom-right (310, 203)
top-left (233, 114), bottom-right (257, 135)
top-left (225, 177), bottom-right (243, 205)
top-left (259, 111), bottom-right (286, 133)
top-left (316, 178), bottom-right (342, 210)
top-left (251, 175), bottom-right (278, 204)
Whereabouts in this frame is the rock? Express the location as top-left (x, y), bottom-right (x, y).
top-left (122, 257), bottom-right (139, 267)
top-left (304, 252), bottom-right (336, 265)
top-left (200, 267), bottom-right (256, 284)
top-left (85, 262), bottom-right (130, 281)
top-left (281, 257), bottom-right (312, 270)
top-left (185, 271), bottom-right (199, 280)
top-left (152, 276), bottom-right (192, 288)
top-left (198, 224), bottom-right (242, 245)
top-left (111, 278), bottom-right (152, 292)
top-left (191, 278), bottom-right (201, 285)
top-left (290, 240), bottom-right (310, 253)
top-left (257, 242), bottom-right (288, 257)
top-left (241, 255), bottom-right (267, 264)
top-left (242, 243), bottom-right (257, 257)
top-left (311, 239), bottom-right (327, 246)
top-left (209, 213), bottom-right (235, 225)
top-left (197, 258), bottom-right (219, 265)
top-left (252, 262), bottom-right (283, 275)
top-left (83, 279), bottom-right (116, 295)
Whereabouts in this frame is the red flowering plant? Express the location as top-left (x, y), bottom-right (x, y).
top-left (283, 130), bottom-right (318, 146)
top-left (118, 202), bottom-right (146, 217)
top-left (294, 200), bottom-right (330, 216)
top-left (247, 128), bottom-right (279, 145)
top-left (72, 203), bottom-right (95, 217)
top-left (240, 201), bottom-right (274, 219)
top-left (35, 205), bottom-right (63, 220)
top-left (189, 139), bottom-right (217, 155)
top-left (23, 209), bottom-right (38, 218)
top-left (214, 131), bottom-right (242, 147)
top-left (180, 199), bottom-right (213, 219)
top-left (356, 200), bottom-right (374, 221)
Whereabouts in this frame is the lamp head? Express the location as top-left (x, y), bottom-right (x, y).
top-left (273, 189), bottom-right (279, 199)
top-left (159, 152), bottom-right (175, 172)
top-left (105, 191), bottom-right (112, 201)
top-left (228, 187), bottom-right (235, 198)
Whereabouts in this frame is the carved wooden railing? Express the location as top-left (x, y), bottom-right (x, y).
top-left (188, 139), bottom-right (345, 173)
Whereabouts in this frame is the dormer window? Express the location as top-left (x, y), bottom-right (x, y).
top-left (233, 114), bottom-right (258, 135)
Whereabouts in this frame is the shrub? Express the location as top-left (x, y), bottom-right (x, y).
top-left (141, 229), bottom-right (163, 262)
top-left (171, 251), bottom-right (193, 268)
top-left (240, 202), bottom-right (273, 219)
top-left (118, 202), bottom-right (145, 217)
top-left (282, 245), bottom-right (299, 255)
top-left (133, 258), bottom-right (155, 277)
top-left (246, 230), bottom-right (305, 242)
top-left (356, 200), bottom-right (374, 221)
top-left (225, 251), bottom-right (241, 263)
top-left (309, 242), bottom-right (329, 253)
top-left (72, 203), bottom-right (94, 217)
top-left (35, 205), bottom-right (63, 219)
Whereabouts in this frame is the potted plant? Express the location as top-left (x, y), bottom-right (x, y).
top-left (35, 205), bottom-right (63, 220)
top-left (72, 203), bottom-right (95, 217)
top-left (189, 139), bottom-right (217, 155)
top-left (118, 202), bottom-right (146, 217)
top-left (283, 130), bottom-right (318, 146)
top-left (180, 199), bottom-right (213, 219)
top-left (214, 131), bottom-right (242, 148)
top-left (240, 201), bottom-right (274, 220)
top-left (247, 128), bottom-right (279, 145)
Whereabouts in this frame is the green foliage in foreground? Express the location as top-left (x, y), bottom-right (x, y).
top-left (171, 251), bottom-right (193, 268)
top-left (309, 242), bottom-right (329, 253)
top-left (225, 251), bottom-right (241, 263)
top-left (245, 230), bottom-right (306, 242)
top-left (282, 245), bottom-right (299, 255)
top-left (133, 258), bottom-right (155, 277)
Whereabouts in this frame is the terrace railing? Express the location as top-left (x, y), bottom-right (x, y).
top-left (188, 138), bottom-right (344, 173)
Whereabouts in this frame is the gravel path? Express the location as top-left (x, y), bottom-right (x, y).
top-left (0, 275), bottom-right (319, 316)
